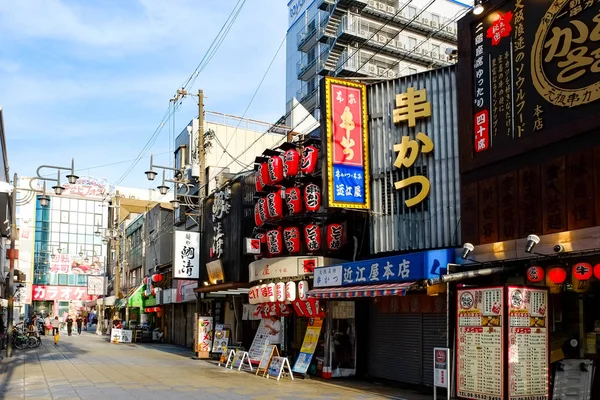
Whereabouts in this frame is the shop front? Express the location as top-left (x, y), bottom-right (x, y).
top-left (31, 284), bottom-right (94, 320)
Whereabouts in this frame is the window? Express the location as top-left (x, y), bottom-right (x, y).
top-left (60, 211), bottom-right (69, 223)
top-left (58, 274), bottom-right (68, 285)
top-left (431, 14), bottom-right (440, 25)
top-left (77, 275), bottom-right (88, 286)
top-left (431, 44), bottom-right (440, 55)
top-left (408, 37), bottom-right (417, 49)
top-left (408, 6), bottom-right (417, 18)
top-left (408, 67), bottom-right (418, 75)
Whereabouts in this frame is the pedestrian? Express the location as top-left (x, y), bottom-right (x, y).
top-left (66, 315), bottom-right (73, 336)
top-left (52, 316), bottom-right (60, 345)
top-left (76, 315), bottom-right (83, 335)
top-left (44, 315), bottom-right (51, 336)
top-left (265, 315), bottom-right (281, 351)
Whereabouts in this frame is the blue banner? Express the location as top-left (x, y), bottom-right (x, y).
top-left (332, 164), bottom-right (365, 204)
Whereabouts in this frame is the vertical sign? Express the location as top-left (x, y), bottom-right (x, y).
top-left (323, 76), bottom-right (370, 210)
top-left (292, 318), bottom-right (323, 374)
top-left (196, 316), bottom-right (213, 359)
top-left (456, 287), bottom-right (504, 400)
top-left (433, 347), bottom-right (450, 400)
top-left (174, 231), bottom-right (200, 279)
top-left (507, 287), bottom-right (549, 400)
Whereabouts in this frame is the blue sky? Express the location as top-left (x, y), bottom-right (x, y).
top-left (0, 0), bottom-right (287, 189)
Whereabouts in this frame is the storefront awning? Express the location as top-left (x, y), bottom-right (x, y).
top-left (194, 282), bottom-right (251, 295)
top-left (128, 285), bottom-right (144, 308)
top-left (308, 282), bottom-right (417, 299)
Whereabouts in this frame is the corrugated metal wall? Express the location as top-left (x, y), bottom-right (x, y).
top-left (368, 66), bottom-right (461, 253)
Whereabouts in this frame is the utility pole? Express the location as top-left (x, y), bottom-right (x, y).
top-left (6, 172), bottom-right (17, 358)
top-left (198, 89), bottom-right (206, 197)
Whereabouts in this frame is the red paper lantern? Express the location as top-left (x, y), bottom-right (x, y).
top-left (268, 155), bottom-right (284, 184)
top-left (266, 190), bottom-right (284, 220)
top-left (143, 277), bottom-right (148, 284)
top-left (547, 267), bottom-right (567, 284)
top-left (304, 184), bottom-right (321, 212)
top-left (266, 229), bottom-right (284, 256)
top-left (304, 224), bottom-right (322, 252)
top-left (283, 226), bottom-right (302, 254)
top-left (285, 187), bottom-right (303, 215)
top-left (259, 162), bottom-right (272, 187)
top-left (301, 146), bottom-right (319, 175)
top-left (326, 223), bottom-right (345, 251)
top-left (283, 149), bottom-right (300, 178)
top-left (254, 200), bottom-right (265, 227)
top-left (594, 264), bottom-right (600, 280)
top-left (255, 169), bottom-right (264, 192)
top-left (151, 274), bottom-right (163, 283)
top-left (526, 266), bottom-right (544, 283)
top-left (573, 262), bottom-right (593, 281)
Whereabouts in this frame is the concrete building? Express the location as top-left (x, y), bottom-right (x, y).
top-left (286, 0), bottom-right (470, 120)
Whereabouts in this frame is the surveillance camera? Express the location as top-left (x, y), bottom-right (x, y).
top-left (553, 244), bottom-right (565, 253)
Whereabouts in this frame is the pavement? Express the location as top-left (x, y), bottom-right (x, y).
top-left (0, 332), bottom-right (433, 400)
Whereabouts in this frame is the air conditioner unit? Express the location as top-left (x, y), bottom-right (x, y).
top-left (378, 3), bottom-right (386, 10)
top-left (447, 26), bottom-right (456, 34)
top-left (388, 6), bottom-right (395, 13)
top-left (432, 52), bottom-right (439, 60)
top-left (388, 70), bottom-right (396, 78)
top-left (368, 0), bottom-right (376, 7)
top-left (369, 64), bottom-right (377, 73)
top-left (423, 18), bottom-right (430, 25)
top-left (422, 49), bottom-right (430, 57)
top-left (378, 35), bottom-right (387, 43)
top-left (413, 47), bottom-right (422, 54)
top-left (378, 67), bottom-right (387, 75)
top-left (431, 21), bottom-right (439, 28)
top-left (360, 30), bottom-right (367, 36)
top-left (397, 41), bottom-right (405, 49)
top-left (388, 39), bottom-right (396, 47)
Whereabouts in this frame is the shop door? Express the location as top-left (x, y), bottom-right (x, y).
top-left (421, 313), bottom-right (446, 386)
top-left (369, 303), bottom-right (423, 384)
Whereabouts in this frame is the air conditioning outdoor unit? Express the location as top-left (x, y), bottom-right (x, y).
top-left (378, 67), bottom-right (387, 75)
top-left (413, 47), bottom-right (422, 54)
top-left (369, 64), bottom-right (377, 73)
top-left (423, 18), bottom-right (430, 25)
top-left (388, 70), bottom-right (396, 78)
top-left (378, 35), bottom-right (387, 43)
top-left (388, 39), bottom-right (396, 47)
top-left (431, 52), bottom-right (439, 60)
top-left (431, 21), bottom-right (439, 28)
top-left (447, 26), bottom-right (456, 34)
top-left (378, 3), bottom-right (386, 10)
top-left (397, 42), bottom-right (405, 49)
top-left (360, 30), bottom-right (367, 36)
top-left (368, 0), bottom-right (376, 7)
top-left (422, 49), bottom-right (430, 57)
top-left (388, 6), bottom-right (395, 13)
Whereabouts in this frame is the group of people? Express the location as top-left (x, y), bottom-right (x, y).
top-left (42, 314), bottom-right (85, 337)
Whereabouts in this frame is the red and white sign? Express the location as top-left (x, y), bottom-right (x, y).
top-left (244, 238), bottom-right (261, 255)
top-left (32, 285), bottom-right (94, 301)
top-left (474, 110), bottom-right (489, 153)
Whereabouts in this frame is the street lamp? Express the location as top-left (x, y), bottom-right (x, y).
top-left (34, 158), bottom-right (78, 198)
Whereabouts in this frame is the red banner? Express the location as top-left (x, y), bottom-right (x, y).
top-left (32, 285), bottom-right (94, 301)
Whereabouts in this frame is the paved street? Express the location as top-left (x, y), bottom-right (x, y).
top-left (0, 333), bottom-right (432, 400)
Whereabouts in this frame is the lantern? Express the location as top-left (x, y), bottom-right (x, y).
top-left (151, 288), bottom-right (156, 296)
top-left (276, 282), bottom-right (286, 303)
top-left (254, 200), bottom-right (266, 227)
top-left (326, 223), bottom-right (345, 251)
top-left (594, 264), bottom-right (600, 280)
top-left (267, 283), bottom-right (276, 303)
top-left (266, 229), bottom-right (283, 256)
top-left (266, 190), bottom-right (284, 220)
top-left (526, 266), bottom-right (544, 283)
top-left (304, 184), bottom-right (321, 212)
top-left (268, 155), bottom-right (284, 184)
top-left (572, 274), bottom-right (590, 293)
top-left (573, 263), bottom-right (593, 281)
top-left (151, 274), bottom-right (163, 283)
top-left (304, 224), bottom-right (322, 252)
top-left (285, 281), bottom-right (296, 302)
top-left (143, 277), bottom-right (148, 284)
top-left (248, 286), bottom-right (256, 304)
top-left (283, 226), bottom-right (302, 254)
top-left (298, 280), bottom-right (308, 301)
top-left (284, 187), bottom-right (303, 215)
top-left (259, 162), bottom-right (272, 186)
top-left (301, 146), bottom-right (319, 175)
top-left (283, 149), bottom-right (300, 178)
top-left (546, 267), bottom-right (566, 294)
top-left (255, 169), bottom-right (264, 192)
top-left (260, 284), bottom-right (269, 304)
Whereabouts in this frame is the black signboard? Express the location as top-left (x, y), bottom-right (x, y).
top-left (459, 0), bottom-right (600, 172)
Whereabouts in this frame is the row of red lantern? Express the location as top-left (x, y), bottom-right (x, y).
top-left (254, 184), bottom-right (321, 226)
top-left (144, 307), bottom-right (161, 313)
top-left (254, 223), bottom-right (346, 256)
top-left (248, 280), bottom-right (309, 304)
top-left (252, 299), bottom-right (324, 319)
top-left (527, 263), bottom-right (600, 284)
top-left (255, 147), bottom-right (319, 192)
top-left (142, 274), bottom-right (163, 284)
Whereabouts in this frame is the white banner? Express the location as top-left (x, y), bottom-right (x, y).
top-left (87, 276), bottom-right (105, 296)
top-left (174, 231), bottom-right (200, 279)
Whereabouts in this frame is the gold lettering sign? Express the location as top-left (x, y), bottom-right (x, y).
top-left (392, 87), bottom-right (434, 208)
top-left (532, 0), bottom-right (600, 107)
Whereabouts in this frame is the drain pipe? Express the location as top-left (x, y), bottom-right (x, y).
top-left (427, 265), bottom-right (515, 287)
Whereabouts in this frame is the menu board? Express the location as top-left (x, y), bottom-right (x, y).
top-left (248, 319), bottom-right (270, 361)
top-left (507, 287), bottom-right (549, 400)
top-left (457, 287), bottom-right (504, 400)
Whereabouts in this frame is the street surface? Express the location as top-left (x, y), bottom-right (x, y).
top-left (0, 333), bottom-right (432, 400)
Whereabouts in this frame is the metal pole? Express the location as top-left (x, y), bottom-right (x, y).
top-left (6, 172), bottom-right (17, 357)
top-left (195, 89), bottom-right (207, 358)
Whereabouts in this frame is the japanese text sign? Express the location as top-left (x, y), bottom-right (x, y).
top-left (174, 230), bottom-right (200, 279)
top-left (323, 77), bottom-right (370, 210)
top-left (315, 248), bottom-right (452, 287)
top-left (32, 285), bottom-right (94, 301)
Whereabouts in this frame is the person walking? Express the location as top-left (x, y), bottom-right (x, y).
top-left (44, 315), bottom-right (51, 336)
top-left (52, 316), bottom-right (60, 345)
top-left (66, 315), bottom-right (74, 336)
top-left (76, 315), bottom-right (83, 335)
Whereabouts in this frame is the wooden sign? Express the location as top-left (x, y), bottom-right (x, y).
top-left (267, 356), bottom-right (294, 381)
top-left (256, 345), bottom-right (279, 377)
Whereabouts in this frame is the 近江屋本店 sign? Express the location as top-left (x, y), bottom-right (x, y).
top-left (464, 0), bottom-right (600, 170)
top-left (323, 77), bottom-right (370, 210)
top-left (313, 248), bottom-right (453, 287)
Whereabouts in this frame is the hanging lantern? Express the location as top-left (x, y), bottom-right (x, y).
top-left (301, 146), bottom-right (319, 175)
top-left (143, 277), bottom-right (148, 284)
top-left (285, 281), bottom-right (296, 302)
top-left (267, 283), bottom-right (276, 303)
top-left (268, 155), bottom-right (284, 184)
top-left (254, 200), bottom-right (266, 228)
top-left (304, 184), bottom-right (321, 212)
top-left (304, 224), bottom-right (322, 252)
top-left (573, 263), bottom-right (593, 281)
top-left (266, 190), bottom-right (284, 220)
top-left (526, 266), bottom-right (544, 283)
top-left (547, 267), bottom-right (567, 283)
top-left (298, 280), bottom-right (308, 301)
top-left (276, 282), bottom-right (286, 303)
top-left (326, 223), bottom-right (345, 251)
top-left (594, 264), bottom-right (600, 280)
top-left (248, 286), bottom-right (256, 304)
top-left (283, 226), bottom-right (302, 254)
top-left (259, 162), bottom-right (272, 187)
top-left (283, 149), bottom-right (300, 178)
top-left (151, 288), bottom-right (156, 296)
top-left (284, 187), bottom-right (303, 215)
top-left (255, 169), bottom-right (264, 192)
top-left (572, 274), bottom-right (591, 293)
top-left (266, 229), bottom-right (283, 256)
top-left (151, 274), bottom-right (163, 283)
top-left (260, 284), bottom-right (269, 304)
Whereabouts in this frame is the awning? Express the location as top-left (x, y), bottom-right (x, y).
top-left (308, 282), bottom-right (417, 299)
top-left (194, 282), bottom-right (251, 295)
top-left (128, 285), bottom-right (144, 308)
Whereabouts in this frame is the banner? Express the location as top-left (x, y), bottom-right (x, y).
top-left (174, 231), bottom-right (200, 279)
top-left (87, 276), bottom-right (105, 296)
top-left (50, 254), bottom-right (105, 275)
top-left (292, 318), bottom-right (323, 374)
top-left (32, 285), bottom-right (94, 301)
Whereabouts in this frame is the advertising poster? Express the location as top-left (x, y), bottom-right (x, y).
top-left (456, 287), bottom-right (504, 400)
top-left (507, 287), bottom-right (549, 400)
top-left (248, 319), bottom-right (269, 361)
top-left (197, 316), bottom-right (213, 355)
top-left (292, 318), bottom-right (323, 374)
top-left (212, 324), bottom-right (230, 354)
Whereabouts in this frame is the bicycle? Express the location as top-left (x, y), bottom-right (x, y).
top-left (26, 330), bottom-right (42, 348)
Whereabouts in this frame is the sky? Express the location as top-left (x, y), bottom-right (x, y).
top-left (0, 0), bottom-right (288, 190)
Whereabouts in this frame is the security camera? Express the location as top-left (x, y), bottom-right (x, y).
top-left (554, 244), bottom-right (565, 253)
top-left (461, 243), bottom-right (474, 260)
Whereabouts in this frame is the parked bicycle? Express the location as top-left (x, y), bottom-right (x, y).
top-left (0, 324), bottom-right (30, 350)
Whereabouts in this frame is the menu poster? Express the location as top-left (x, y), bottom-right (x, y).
top-left (456, 287), bottom-right (504, 400)
top-left (507, 287), bottom-right (549, 400)
top-left (248, 319), bottom-right (270, 361)
top-left (293, 318), bottom-right (324, 374)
